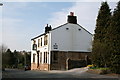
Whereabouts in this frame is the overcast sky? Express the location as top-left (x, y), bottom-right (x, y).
top-left (0, 1), bottom-right (118, 51)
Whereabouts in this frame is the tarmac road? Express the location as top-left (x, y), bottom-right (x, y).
top-left (2, 67), bottom-right (119, 80)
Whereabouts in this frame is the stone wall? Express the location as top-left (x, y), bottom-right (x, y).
top-left (50, 51), bottom-right (91, 70)
top-left (31, 51), bottom-right (91, 70)
top-left (38, 64), bottom-right (50, 71)
top-left (31, 63), bottom-right (37, 70)
top-left (31, 63), bottom-right (50, 70)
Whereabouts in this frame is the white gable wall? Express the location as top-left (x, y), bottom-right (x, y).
top-left (50, 24), bottom-right (72, 51)
top-left (50, 23), bottom-right (92, 52)
top-left (72, 24), bottom-right (92, 52)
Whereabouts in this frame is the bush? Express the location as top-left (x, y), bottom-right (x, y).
top-left (17, 63), bottom-right (24, 69)
top-left (87, 64), bottom-right (94, 68)
top-left (88, 67), bottom-right (111, 74)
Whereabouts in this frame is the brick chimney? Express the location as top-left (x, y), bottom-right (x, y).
top-left (67, 12), bottom-right (77, 24)
top-left (45, 24), bottom-right (52, 33)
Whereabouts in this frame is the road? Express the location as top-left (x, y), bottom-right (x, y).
top-left (2, 67), bottom-right (119, 80)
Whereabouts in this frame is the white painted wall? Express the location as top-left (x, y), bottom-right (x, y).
top-left (50, 23), bottom-right (92, 52)
top-left (31, 33), bottom-right (51, 64)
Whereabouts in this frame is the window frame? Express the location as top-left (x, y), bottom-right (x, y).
top-left (44, 35), bottom-right (48, 46)
top-left (38, 39), bottom-right (40, 47)
top-left (33, 54), bottom-right (36, 63)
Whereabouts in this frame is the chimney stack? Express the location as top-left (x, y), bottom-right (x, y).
top-left (67, 12), bottom-right (77, 24)
top-left (70, 12), bottom-right (74, 16)
top-left (45, 24), bottom-right (52, 33)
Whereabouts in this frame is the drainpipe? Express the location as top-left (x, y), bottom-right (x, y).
top-left (48, 33), bottom-right (50, 71)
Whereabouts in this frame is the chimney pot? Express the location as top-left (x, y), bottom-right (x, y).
top-left (70, 12), bottom-right (74, 16)
top-left (67, 12), bottom-right (77, 24)
top-left (47, 24), bottom-right (48, 27)
top-left (45, 24), bottom-right (52, 33)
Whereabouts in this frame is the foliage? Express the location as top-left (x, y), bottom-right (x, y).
top-left (87, 64), bottom-right (94, 68)
top-left (92, 1), bottom-right (111, 68)
top-left (1, 46), bottom-right (31, 69)
top-left (89, 67), bottom-right (110, 74)
top-left (92, 1), bottom-right (120, 74)
top-left (105, 1), bottom-right (120, 74)
top-left (17, 63), bottom-right (24, 69)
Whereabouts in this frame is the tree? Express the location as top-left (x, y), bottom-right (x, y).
top-left (92, 2), bottom-right (111, 67)
top-left (107, 1), bottom-right (120, 74)
top-left (13, 50), bottom-right (19, 68)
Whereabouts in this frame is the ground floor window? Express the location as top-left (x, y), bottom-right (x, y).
top-left (44, 52), bottom-right (48, 63)
top-left (33, 54), bottom-right (36, 63)
top-left (40, 52), bottom-right (42, 63)
top-left (52, 51), bottom-right (58, 63)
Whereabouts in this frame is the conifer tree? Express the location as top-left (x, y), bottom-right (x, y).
top-left (92, 2), bottom-right (111, 67)
top-left (107, 1), bottom-right (120, 74)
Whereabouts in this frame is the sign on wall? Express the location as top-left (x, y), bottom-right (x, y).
top-left (53, 43), bottom-right (58, 49)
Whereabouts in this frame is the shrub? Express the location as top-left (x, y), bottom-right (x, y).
top-left (87, 64), bottom-right (94, 68)
top-left (17, 63), bottom-right (24, 69)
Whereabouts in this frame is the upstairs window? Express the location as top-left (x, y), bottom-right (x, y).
top-left (38, 39), bottom-right (40, 47)
top-left (33, 40), bottom-right (37, 50)
top-left (44, 35), bottom-right (48, 46)
top-left (41, 38), bottom-right (42, 46)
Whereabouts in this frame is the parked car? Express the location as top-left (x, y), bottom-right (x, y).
top-left (24, 64), bottom-right (31, 71)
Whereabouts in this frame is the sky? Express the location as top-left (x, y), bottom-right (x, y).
top-left (0, 1), bottom-right (118, 51)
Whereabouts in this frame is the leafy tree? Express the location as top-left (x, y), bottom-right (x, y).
top-left (25, 52), bottom-right (31, 65)
top-left (13, 50), bottom-right (19, 68)
top-left (5, 49), bottom-right (15, 67)
top-left (107, 1), bottom-right (120, 74)
top-left (92, 2), bottom-right (111, 67)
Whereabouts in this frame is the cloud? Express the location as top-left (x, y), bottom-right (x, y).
top-left (48, 2), bottom-right (100, 34)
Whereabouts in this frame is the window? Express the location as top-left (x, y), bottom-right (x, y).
top-left (45, 52), bottom-right (47, 63)
top-left (53, 52), bottom-right (58, 61)
top-left (44, 35), bottom-right (48, 46)
top-left (44, 52), bottom-right (48, 63)
top-left (32, 40), bottom-right (37, 50)
top-left (66, 28), bottom-right (69, 30)
top-left (41, 38), bottom-right (42, 46)
top-left (44, 52), bottom-right (45, 63)
top-left (78, 28), bottom-right (81, 31)
top-left (38, 39), bottom-right (40, 47)
top-left (52, 51), bottom-right (58, 63)
top-left (40, 52), bottom-right (42, 63)
top-left (33, 54), bottom-right (36, 63)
